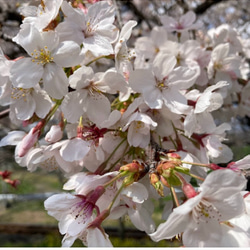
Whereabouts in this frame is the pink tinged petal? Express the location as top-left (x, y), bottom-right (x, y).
top-left (10, 58), bottom-right (43, 88)
top-left (86, 94), bottom-right (111, 127)
top-left (108, 206), bottom-right (128, 220)
top-left (162, 88), bottom-right (189, 114)
top-left (150, 211), bottom-right (191, 241)
top-left (100, 110), bottom-right (121, 128)
top-left (39, 30), bottom-right (59, 52)
top-left (128, 207), bottom-right (155, 234)
top-left (69, 66), bottom-right (94, 89)
top-left (52, 41), bottom-right (82, 67)
top-left (62, 234), bottom-right (78, 248)
top-left (143, 88), bottom-right (163, 109)
top-left (87, 228), bottom-right (113, 247)
top-left (180, 11), bottom-right (196, 27)
top-left (160, 15), bottom-right (178, 32)
top-left (184, 110), bottom-right (196, 137)
top-left (151, 26), bottom-right (168, 48)
top-left (168, 66), bottom-right (199, 89)
top-left (43, 63), bottom-right (68, 99)
top-left (201, 169), bottom-right (247, 198)
top-left (127, 124), bottom-right (150, 148)
top-left (0, 131), bottom-right (26, 146)
top-left (232, 155), bottom-right (250, 170)
top-left (64, 172), bottom-right (118, 194)
top-left (32, 89), bottom-right (52, 118)
top-left (212, 43), bottom-right (229, 62)
top-left (182, 219), bottom-right (223, 247)
top-left (60, 138), bottom-right (91, 162)
top-left (44, 193), bottom-right (76, 219)
top-left (97, 70), bottom-right (127, 94)
top-left (119, 20), bottom-right (137, 41)
top-left (153, 54), bottom-right (176, 80)
top-left (56, 21), bottom-right (84, 45)
top-left (61, 90), bottom-right (87, 123)
top-left (14, 95), bottom-right (36, 120)
top-left (219, 223), bottom-right (250, 247)
top-left (230, 213), bottom-right (250, 234)
top-left (122, 182), bottom-right (148, 203)
top-left (196, 112), bottom-right (217, 134)
top-left (83, 35), bottom-right (114, 57)
top-left (129, 69), bottom-right (155, 93)
top-left (18, 128), bottom-right (39, 157)
top-left (13, 24), bottom-right (42, 54)
top-left (45, 125), bottom-right (63, 143)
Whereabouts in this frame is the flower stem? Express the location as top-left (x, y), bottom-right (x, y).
top-left (170, 186), bottom-right (180, 207)
top-left (181, 161), bottom-right (210, 168)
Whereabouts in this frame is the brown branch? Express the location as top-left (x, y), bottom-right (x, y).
top-left (194, 0), bottom-right (229, 15)
top-left (0, 108), bottom-right (10, 119)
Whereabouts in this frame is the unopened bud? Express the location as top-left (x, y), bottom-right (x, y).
top-left (45, 125), bottom-right (63, 143)
top-left (160, 175), bottom-right (170, 188)
top-left (149, 173), bottom-right (164, 196)
top-left (150, 172), bottom-right (160, 184)
top-left (167, 152), bottom-right (181, 160)
top-left (18, 127), bottom-right (39, 157)
top-left (182, 183), bottom-right (197, 199)
top-left (119, 161), bottom-right (143, 173)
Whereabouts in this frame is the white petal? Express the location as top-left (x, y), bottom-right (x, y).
top-left (43, 63), bottom-right (68, 99)
top-left (150, 211), bottom-right (191, 241)
top-left (32, 89), bottom-right (52, 118)
top-left (61, 90), bottom-right (87, 123)
top-left (10, 58), bottom-right (43, 88)
top-left (14, 95), bottom-right (36, 120)
top-left (86, 94), bottom-right (111, 127)
top-left (53, 41), bottom-right (82, 67)
top-left (60, 138), bottom-right (91, 162)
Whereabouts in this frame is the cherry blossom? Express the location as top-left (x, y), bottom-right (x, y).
top-left (10, 24), bottom-right (82, 99)
top-left (150, 169), bottom-right (247, 247)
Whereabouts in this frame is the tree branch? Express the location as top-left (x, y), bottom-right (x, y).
top-left (194, 0), bottom-right (229, 15)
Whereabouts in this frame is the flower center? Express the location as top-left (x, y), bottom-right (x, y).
top-left (41, 156), bottom-right (59, 171)
top-left (31, 46), bottom-right (54, 65)
top-left (156, 76), bottom-right (168, 91)
top-left (192, 199), bottom-right (222, 224)
top-left (11, 87), bottom-right (32, 102)
top-left (135, 121), bottom-right (144, 132)
top-left (71, 197), bottom-right (95, 224)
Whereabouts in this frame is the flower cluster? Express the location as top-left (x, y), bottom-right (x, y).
top-left (0, 0), bottom-right (250, 247)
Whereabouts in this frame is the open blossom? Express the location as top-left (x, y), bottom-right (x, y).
top-left (122, 111), bottom-right (157, 148)
top-left (18, 0), bottom-right (63, 31)
top-left (207, 43), bottom-right (242, 92)
top-left (56, 1), bottom-right (118, 57)
top-left (184, 81), bottom-right (229, 137)
top-left (10, 85), bottom-right (53, 121)
top-left (61, 65), bottom-right (126, 126)
top-left (44, 185), bottom-right (107, 247)
top-left (129, 52), bottom-right (199, 114)
top-left (10, 24), bottom-right (82, 99)
top-left (160, 10), bottom-right (202, 33)
top-left (150, 169), bottom-right (247, 247)
top-left (107, 181), bottom-right (155, 234)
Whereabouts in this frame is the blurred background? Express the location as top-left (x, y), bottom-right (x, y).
top-left (0, 0), bottom-right (250, 247)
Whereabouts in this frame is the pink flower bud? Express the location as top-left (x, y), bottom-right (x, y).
top-left (45, 125), bottom-right (63, 143)
top-left (18, 128), bottom-right (39, 157)
top-left (209, 163), bottom-right (222, 170)
top-left (182, 183), bottom-right (197, 199)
